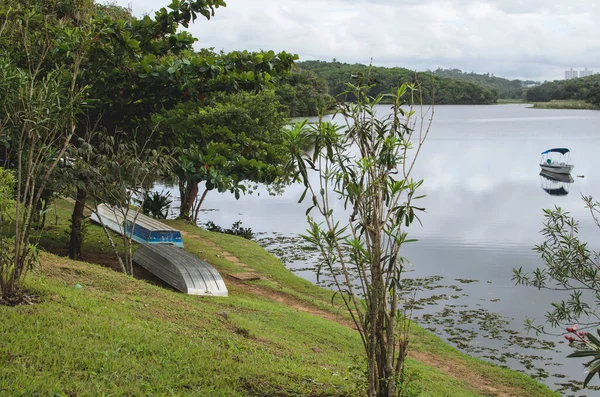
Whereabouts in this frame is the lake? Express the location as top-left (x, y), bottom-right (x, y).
top-left (159, 104), bottom-right (600, 395)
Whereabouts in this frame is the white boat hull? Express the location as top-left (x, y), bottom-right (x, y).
top-left (540, 163), bottom-right (574, 175)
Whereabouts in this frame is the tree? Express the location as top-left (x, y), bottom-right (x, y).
top-left (0, 9), bottom-right (87, 300)
top-left (275, 67), bottom-right (333, 116)
top-left (156, 90), bottom-right (290, 221)
top-left (297, 60), bottom-right (498, 105)
top-left (586, 83), bottom-right (600, 106)
top-left (286, 77), bottom-right (432, 396)
top-left (60, 8), bottom-right (296, 258)
top-left (0, 0), bottom-right (297, 259)
top-left (525, 75), bottom-right (600, 104)
top-left (513, 197), bottom-right (600, 387)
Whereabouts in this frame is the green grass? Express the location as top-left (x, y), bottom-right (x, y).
top-left (3, 255), bottom-right (364, 396)
top-left (166, 220), bottom-right (348, 313)
top-left (0, 198), bottom-right (561, 396)
top-left (496, 98), bottom-right (525, 104)
top-left (531, 99), bottom-right (600, 110)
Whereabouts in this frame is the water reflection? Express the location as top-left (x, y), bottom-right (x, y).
top-left (157, 104), bottom-right (600, 395)
top-left (539, 170), bottom-right (574, 196)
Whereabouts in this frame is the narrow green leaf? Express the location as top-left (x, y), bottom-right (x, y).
top-left (567, 350), bottom-right (600, 358)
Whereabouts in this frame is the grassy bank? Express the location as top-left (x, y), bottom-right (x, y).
top-left (496, 99), bottom-right (525, 104)
top-left (0, 199), bottom-right (560, 396)
top-left (531, 99), bottom-right (599, 110)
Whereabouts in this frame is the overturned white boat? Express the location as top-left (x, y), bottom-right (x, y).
top-left (134, 244), bottom-right (228, 297)
top-left (90, 204), bottom-right (183, 247)
top-left (539, 148), bottom-right (574, 175)
top-left (91, 204), bottom-right (227, 296)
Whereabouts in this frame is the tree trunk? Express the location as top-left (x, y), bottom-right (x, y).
top-left (192, 187), bottom-right (210, 224)
top-left (178, 179), bottom-right (198, 220)
top-left (69, 186), bottom-right (87, 260)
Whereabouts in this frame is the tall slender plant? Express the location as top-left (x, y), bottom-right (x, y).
top-left (79, 131), bottom-right (172, 276)
top-left (0, 168), bottom-right (15, 300)
top-left (0, 13), bottom-right (86, 299)
top-left (285, 76), bottom-right (432, 396)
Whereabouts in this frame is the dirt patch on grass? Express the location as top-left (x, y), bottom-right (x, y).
top-left (409, 350), bottom-right (523, 397)
top-left (227, 276), bottom-right (357, 329)
top-left (42, 246), bottom-right (176, 291)
top-left (0, 289), bottom-right (40, 307)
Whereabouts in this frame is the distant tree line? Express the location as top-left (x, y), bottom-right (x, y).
top-left (296, 60), bottom-right (498, 105)
top-left (431, 68), bottom-right (529, 99)
top-left (525, 75), bottom-right (600, 106)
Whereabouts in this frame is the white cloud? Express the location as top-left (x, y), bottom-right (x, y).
top-left (117, 0), bottom-right (600, 81)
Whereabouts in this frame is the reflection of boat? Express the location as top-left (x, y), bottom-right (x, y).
top-left (540, 170), bottom-right (574, 196)
top-left (539, 148), bottom-right (574, 175)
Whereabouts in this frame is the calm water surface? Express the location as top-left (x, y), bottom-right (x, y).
top-left (161, 104), bottom-right (600, 394)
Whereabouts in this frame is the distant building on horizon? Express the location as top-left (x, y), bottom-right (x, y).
top-left (565, 68), bottom-right (578, 80)
top-left (565, 68), bottom-right (594, 80)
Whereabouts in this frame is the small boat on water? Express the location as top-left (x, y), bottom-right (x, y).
top-left (539, 148), bottom-right (574, 175)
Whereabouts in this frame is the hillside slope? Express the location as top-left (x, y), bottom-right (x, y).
top-left (297, 60), bottom-right (498, 105)
top-left (431, 68), bottom-right (529, 99)
top-left (0, 201), bottom-right (559, 396)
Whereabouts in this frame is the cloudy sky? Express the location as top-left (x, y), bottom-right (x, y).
top-left (116, 0), bottom-right (599, 82)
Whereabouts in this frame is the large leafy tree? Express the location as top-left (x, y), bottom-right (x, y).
top-left (275, 67), bottom-right (333, 116)
top-left (66, 2), bottom-right (295, 259)
top-left (156, 90), bottom-right (290, 221)
top-left (1, 0), bottom-right (297, 259)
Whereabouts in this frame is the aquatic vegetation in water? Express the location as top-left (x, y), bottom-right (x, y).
top-left (256, 232), bottom-right (588, 394)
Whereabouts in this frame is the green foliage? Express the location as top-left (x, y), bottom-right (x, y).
top-left (0, 7), bottom-right (88, 298)
top-left (287, 75), bottom-right (431, 396)
top-left (525, 75), bottom-right (600, 106)
top-left (0, 168), bottom-right (15, 301)
top-left (203, 220), bottom-right (254, 240)
top-left (156, 90), bottom-right (291, 219)
top-left (531, 99), bottom-right (599, 110)
top-left (275, 67), bottom-right (333, 116)
top-left (564, 325), bottom-right (600, 387)
top-left (513, 197), bottom-right (600, 388)
top-left (432, 68), bottom-right (528, 99)
top-left (0, 0), bottom-right (297, 258)
top-left (297, 60), bottom-right (498, 104)
top-left (141, 190), bottom-right (173, 219)
top-left (0, 168), bottom-right (13, 221)
top-left (513, 201), bottom-right (600, 330)
top-left (95, 2), bottom-right (133, 21)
